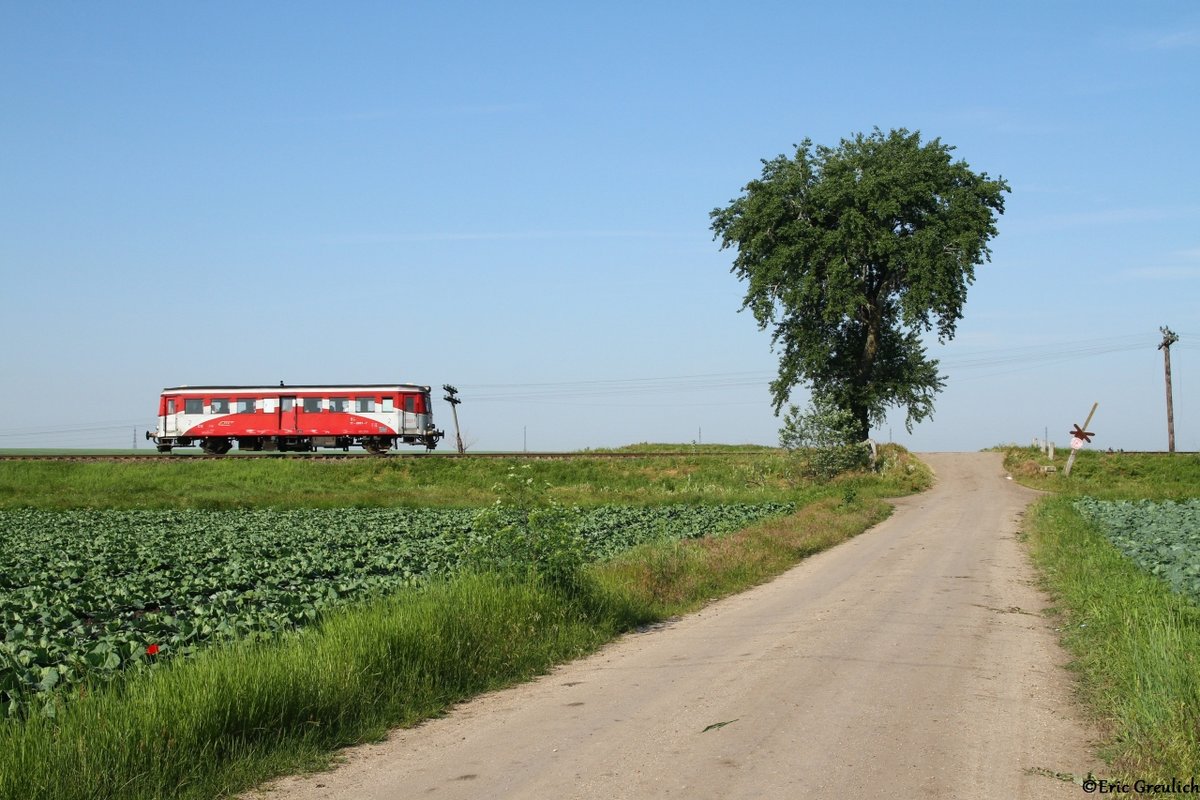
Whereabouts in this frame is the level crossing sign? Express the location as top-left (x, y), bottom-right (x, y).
top-left (1063, 402), bottom-right (1099, 476)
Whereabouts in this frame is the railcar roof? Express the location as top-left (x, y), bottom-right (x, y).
top-left (160, 384), bottom-right (432, 393)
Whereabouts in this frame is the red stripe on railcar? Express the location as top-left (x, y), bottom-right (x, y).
top-left (180, 412), bottom-right (397, 438)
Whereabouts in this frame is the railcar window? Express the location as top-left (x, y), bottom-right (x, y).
top-left (236, 398), bottom-right (256, 414)
top-left (185, 398), bottom-right (203, 414)
top-left (167, 399), bottom-right (176, 414)
top-left (404, 396), bottom-right (416, 413)
top-left (329, 397), bottom-right (349, 413)
top-left (355, 397), bottom-right (376, 413)
top-left (382, 397), bottom-right (395, 412)
top-left (303, 397), bottom-right (322, 413)
top-left (211, 398), bottom-right (229, 414)
top-left (281, 398), bottom-right (294, 412)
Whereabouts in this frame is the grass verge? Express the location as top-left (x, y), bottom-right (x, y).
top-left (1005, 447), bottom-right (1200, 779)
top-left (0, 471), bottom-right (915, 800)
top-left (0, 453), bottom-right (809, 510)
top-left (1024, 498), bottom-right (1200, 779)
top-left (595, 495), bottom-right (890, 616)
top-left (1, 574), bottom-right (623, 800)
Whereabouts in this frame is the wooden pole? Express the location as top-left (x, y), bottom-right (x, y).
top-left (1080, 402), bottom-right (1099, 433)
top-left (1063, 444), bottom-right (1079, 477)
top-left (443, 384), bottom-right (465, 455)
top-left (450, 404), bottom-right (464, 455)
top-left (1160, 327), bottom-right (1179, 454)
top-left (1165, 345), bottom-right (1176, 453)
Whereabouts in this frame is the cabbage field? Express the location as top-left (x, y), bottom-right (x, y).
top-left (0, 502), bottom-right (792, 716)
top-left (1073, 497), bottom-right (1200, 603)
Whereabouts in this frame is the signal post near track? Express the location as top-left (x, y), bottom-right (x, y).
top-left (443, 384), bottom-right (465, 455)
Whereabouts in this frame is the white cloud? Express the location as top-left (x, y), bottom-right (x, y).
top-left (1116, 26), bottom-right (1200, 51)
top-left (924, 106), bottom-right (1060, 136)
top-left (1008, 206), bottom-right (1200, 232)
top-left (1114, 266), bottom-right (1200, 281)
top-left (439, 103), bottom-right (535, 115)
top-left (294, 103), bottom-right (533, 124)
top-left (322, 229), bottom-right (672, 244)
top-left (1148, 29), bottom-right (1200, 50)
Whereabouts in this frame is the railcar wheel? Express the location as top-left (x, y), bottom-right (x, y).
top-left (363, 437), bottom-right (392, 455)
top-left (201, 438), bottom-right (232, 456)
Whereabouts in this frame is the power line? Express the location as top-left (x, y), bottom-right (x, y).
top-left (940, 334), bottom-right (1148, 370)
top-left (0, 424), bottom-right (147, 439)
top-left (462, 332), bottom-right (1162, 403)
top-left (0, 332), bottom-right (1179, 436)
top-left (0, 418), bottom-right (146, 435)
top-left (491, 398), bottom-right (767, 409)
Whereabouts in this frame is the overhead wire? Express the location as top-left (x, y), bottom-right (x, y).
top-left (462, 332), bottom-right (1163, 403)
top-left (942, 335), bottom-right (1151, 382)
top-left (0, 331), bottom-right (1183, 443)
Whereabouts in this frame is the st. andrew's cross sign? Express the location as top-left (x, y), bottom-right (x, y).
top-left (1064, 402), bottom-right (1099, 477)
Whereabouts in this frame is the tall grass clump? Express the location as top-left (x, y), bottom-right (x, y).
top-left (593, 494), bottom-right (892, 618)
top-left (465, 466), bottom-right (592, 599)
top-left (0, 573), bottom-right (630, 800)
top-left (1025, 497), bottom-right (1200, 779)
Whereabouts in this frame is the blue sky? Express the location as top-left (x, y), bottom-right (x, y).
top-left (1, 1), bottom-right (1197, 452)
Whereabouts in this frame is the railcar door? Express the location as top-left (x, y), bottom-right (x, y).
top-left (277, 396), bottom-right (299, 434)
top-left (164, 398), bottom-right (178, 435)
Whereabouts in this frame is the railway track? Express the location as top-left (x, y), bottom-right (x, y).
top-left (1, 449), bottom-right (1186, 463)
top-left (0, 450), bottom-right (769, 463)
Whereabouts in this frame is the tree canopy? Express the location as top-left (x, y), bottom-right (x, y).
top-left (710, 128), bottom-right (1009, 440)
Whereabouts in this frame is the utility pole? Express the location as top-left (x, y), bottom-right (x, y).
top-left (442, 384), bottom-right (465, 455)
top-left (1159, 326), bottom-right (1179, 453)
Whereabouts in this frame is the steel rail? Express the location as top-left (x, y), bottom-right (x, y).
top-left (0, 450), bottom-right (773, 463)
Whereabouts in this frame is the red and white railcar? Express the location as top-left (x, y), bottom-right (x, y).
top-left (148, 384), bottom-right (444, 454)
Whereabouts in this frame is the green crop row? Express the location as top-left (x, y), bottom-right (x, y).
top-left (1072, 497), bottom-right (1200, 603)
top-left (0, 503), bottom-right (792, 717)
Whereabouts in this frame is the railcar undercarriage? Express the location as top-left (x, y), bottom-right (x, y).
top-left (146, 433), bottom-right (442, 455)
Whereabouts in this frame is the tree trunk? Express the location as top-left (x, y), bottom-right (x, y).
top-left (852, 297), bottom-right (882, 443)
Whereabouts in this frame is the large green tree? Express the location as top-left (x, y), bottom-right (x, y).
top-left (711, 128), bottom-right (1009, 440)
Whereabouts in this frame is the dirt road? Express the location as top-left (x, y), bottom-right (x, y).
top-left (256, 452), bottom-right (1099, 799)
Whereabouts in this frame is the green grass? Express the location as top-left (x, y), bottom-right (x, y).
top-left (0, 451), bottom-right (859, 510)
top-left (587, 442), bottom-right (778, 454)
top-left (1, 574), bottom-right (631, 800)
top-left (0, 447), bottom-right (931, 799)
top-left (1003, 446), bottom-right (1200, 779)
top-left (1002, 446), bottom-right (1200, 501)
top-left (594, 493), bottom-right (892, 617)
